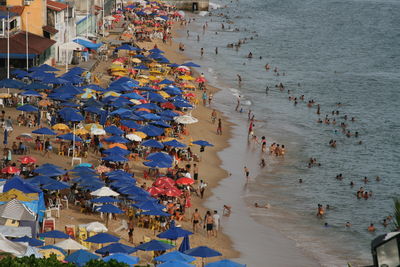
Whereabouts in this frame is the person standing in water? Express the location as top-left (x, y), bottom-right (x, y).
top-left (244, 166), bottom-right (250, 181)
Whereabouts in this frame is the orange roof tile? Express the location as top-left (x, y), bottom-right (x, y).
top-left (47, 0), bottom-right (68, 12)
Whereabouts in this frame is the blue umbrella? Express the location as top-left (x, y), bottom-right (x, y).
top-left (17, 104), bottom-right (38, 112)
top-left (103, 146), bottom-right (130, 156)
top-left (84, 106), bottom-right (102, 114)
top-left (35, 164), bottom-right (66, 176)
top-left (149, 48), bottom-right (164, 54)
top-left (96, 204), bottom-right (124, 214)
top-left (134, 65), bottom-right (149, 70)
top-left (158, 261), bottom-right (195, 267)
top-left (134, 103), bottom-right (160, 111)
top-left (155, 251), bottom-right (196, 263)
top-left (121, 92), bottom-right (144, 99)
top-left (12, 69), bottom-right (29, 78)
top-left (67, 67), bottom-right (85, 75)
top-left (141, 209), bottom-right (171, 216)
top-left (121, 120), bottom-right (141, 129)
top-left (104, 135), bottom-right (129, 143)
top-left (32, 127), bottom-right (57, 135)
top-left (40, 245), bottom-right (67, 255)
top-left (182, 62), bottom-right (201, 68)
top-left (65, 249), bottom-right (99, 267)
top-left (22, 82), bottom-right (51, 90)
top-left (59, 110), bottom-right (84, 122)
top-left (205, 259), bottom-right (246, 267)
top-left (141, 139), bottom-right (164, 149)
top-left (0, 78), bottom-right (24, 88)
top-left (105, 125), bottom-right (124, 135)
top-left (39, 230), bottom-right (70, 239)
top-left (95, 242), bottom-right (137, 255)
top-left (30, 64), bottom-right (60, 72)
top-left (13, 236), bottom-right (44, 247)
top-left (135, 240), bottom-right (175, 251)
top-left (102, 154), bottom-right (128, 162)
top-left (91, 196), bottom-right (120, 203)
top-left (151, 120), bottom-right (171, 128)
top-left (147, 152), bottom-right (173, 164)
top-left (26, 175), bottom-right (54, 185)
top-left (139, 125), bottom-right (164, 137)
top-left (158, 79), bottom-right (174, 85)
top-left (20, 90), bottom-right (42, 97)
top-left (57, 133), bottom-right (83, 142)
top-left (116, 44), bottom-right (140, 51)
top-left (42, 180), bottom-right (70, 190)
top-left (192, 140), bottom-right (214, 147)
top-left (159, 110), bottom-right (179, 118)
top-left (184, 246), bottom-right (222, 258)
top-left (84, 233), bottom-right (120, 244)
top-left (132, 201), bottom-right (165, 211)
top-left (103, 253), bottom-right (139, 265)
top-left (157, 226), bottom-right (193, 240)
top-left (163, 140), bottom-right (186, 148)
top-left (143, 160), bottom-right (172, 168)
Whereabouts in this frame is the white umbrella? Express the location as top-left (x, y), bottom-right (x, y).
top-left (126, 133), bottom-right (142, 142)
top-left (91, 128), bottom-right (106, 135)
top-left (104, 15), bottom-right (116, 21)
top-left (0, 233), bottom-right (27, 256)
top-left (175, 115), bottom-right (199, 124)
top-left (82, 222), bottom-right (108, 233)
top-left (177, 66), bottom-right (190, 71)
top-left (54, 238), bottom-right (88, 250)
top-left (154, 17), bottom-right (166, 21)
top-left (59, 41), bottom-right (85, 51)
top-left (90, 187), bottom-right (119, 197)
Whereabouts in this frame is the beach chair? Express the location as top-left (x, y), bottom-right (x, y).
top-left (78, 227), bottom-right (91, 249)
top-left (65, 225), bottom-right (76, 239)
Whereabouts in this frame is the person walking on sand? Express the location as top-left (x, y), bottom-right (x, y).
top-left (244, 166), bottom-right (250, 181)
top-left (192, 208), bottom-right (202, 232)
top-left (199, 180), bottom-right (207, 199)
top-left (128, 219), bottom-right (134, 243)
top-left (204, 211), bottom-right (214, 238)
top-left (202, 91), bottom-right (207, 106)
top-left (211, 109), bottom-right (217, 124)
top-left (217, 118), bottom-right (222, 135)
top-left (43, 138), bottom-right (52, 158)
top-left (213, 210), bottom-right (220, 237)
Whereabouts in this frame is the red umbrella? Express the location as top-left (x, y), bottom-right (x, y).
top-left (2, 166), bottom-right (20, 174)
top-left (163, 187), bottom-right (182, 197)
top-left (160, 102), bottom-right (176, 110)
top-left (154, 177), bottom-right (175, 187)
top-left (184, 93), bottom-right (196, 98)
top-left (16, 133), bottom-right (33, 142)
top-left (157, 183), bottom-right (175, 189)
top-left (176, 177), bottom-right (195, 185)
top-left (18, 156), bottom-right (36, 164)
top-left (147, 186), bottom-right (165, 196)
top-left (195, 77), bottom-right (206, 83)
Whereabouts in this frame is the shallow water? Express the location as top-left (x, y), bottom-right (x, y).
top-left (176, 0), bottom-right (400, 265)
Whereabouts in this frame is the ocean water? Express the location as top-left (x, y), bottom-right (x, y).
top-left (176, 0), bottom-right (400, 265)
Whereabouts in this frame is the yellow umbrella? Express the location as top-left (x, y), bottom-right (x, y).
top-left (133, 131), bottom-right (147, 139)
top-left (149, 63), bottom-right (162, 68)
top-left (138, 75), bottom-right (149, 79)
top-left (179, 75), bottom-right (195, 81)
top-left (149, 75), bottom-right (161, 81)
top-left (39, 248), bottom-right (65, 261)
top-left (159, 91), bottom-right (170, 98)
top-left (110, 66), bottom-right (126, 72)
top-left (111, 71), bottom-right (128, 77)
top-left (184, 84), bottom-right (196, 89)
top-left (84, 123), bottom-right (103, 131)
top-left (109, 143), bottom-right (128, 149)
top-left (103, 91), bottom-right (120, 97)
top-left (52, 123), bottom-right (70, 131)
top-left (129, 99), bottom-right (142, 105)
top-left (0, 93), bottom-right (11, 98)
top-left (149, 70), bottom-right (162, 74)
top-left (75, 128), bottom-right (89, 135)
top-left (162, 137), bottom-right (177, 142)
top-left (111, 61), bottom-right (124, 65)
top-left (136, 79), bottom-right (148, 85)
top-left (38, 99), bottom-right (52, 106)
top-left (131, 58), bottom-right (141, 63)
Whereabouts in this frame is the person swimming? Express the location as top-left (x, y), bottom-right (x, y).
top-left (254, 202), bottom-right (270, 209)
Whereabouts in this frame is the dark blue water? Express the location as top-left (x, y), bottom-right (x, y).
top-left (177, 0), bottom-right (400, 264)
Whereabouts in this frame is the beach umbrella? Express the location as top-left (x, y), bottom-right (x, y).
top-left (182, 62), bottom-right (201, 68)
top-left (84, 233), bottom-right (120, 244)
top-left (31, 64), bottom-right (60, 72)
top-left (65, 249), bottom-right (99, 266)
top-left (1, 166), bottom-right (20, 174)
top-left (147, 152), bottom-right (173, 163)
top-left (42, 180), bottom-right (70, 190)
top-left (116, 44), bottom-right (140, 51)
top-left (141, 139), bottom-right (164, 149)
top-left (176, 177), bottom-right (195, 185)
top-left (175, 115), bottom-right (198, 124)
top-left (32, 127), bottom-right (57, 135)
top-left (132, 200), bottom-right (165, 211)
top-left (20, 90), bottom-right (42, 97)
top-left (104, 135), bottom-right (129, 143)
top-left (141, 209), bottom-right (171, 217)
top-left (39, 230), bottom-right (70, 239)
top-left (17, 104), bottom-right (38, 112)
top-left (26, 175), bottom-right (54, 185)
top-left (18, 156), bottom-right (36, 164)
top-left (91, 196), bottom-right (120, 203)
top-left (39, 245), bottom-right (66, 260)
top-left (135, 240), bottom-right (175, 251)
top-left (144, 160), bottom-right (172, 168)
top-left (103, 253), bottom-right (139, 265)
top-left (109, 143), bottom-right (128, 149)
top-left (54, 238), bottom-right (88, 251)
top-left (139, 125), bottom-right (164, 137)
top-left (158, 261), bottom-right (195, 267)
top-left (205, 259), bottom-right (246, 267)
top-left (95, 242), bottom-right (137, 255)
top-left (90, 186), bottom-right (119, 197)
top-left (16, 133), bottom-right (33, 142)
top-left (126, 133), bottom-right (142, 141)
top-left (185, 246), bottom-right (222, 266)
top-left (57, 133), bottom-right (83, 142)
top-left (52, 123), bottom-right (70, 131)
top-left (0, 78), bottom-right (24, 88)
top-left (157, 226), bottom-right (193, 240)
top-left (95, 204), bottom-right (124, 214)
top-left (105, 125), bottom-right (124, 135)
top-left (102, 154), bottom-right (128, 162)
top-left (155, 250), bottom-right (196, 263)
top-left (163, 139), bottom-right (186, 148)
top-left (147, 186), bottom-right (165, 196)
top-left (192, 140), bottom-right (214, 147)
top-left (13, 236), bottom-right (44, 247)
top-left (154, 177), bottom-right (175, 187)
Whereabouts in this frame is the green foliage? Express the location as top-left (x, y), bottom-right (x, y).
top-left (0, 255), bottom-right (129, 267)
top-left (392, 197), bottom-right (400, 231)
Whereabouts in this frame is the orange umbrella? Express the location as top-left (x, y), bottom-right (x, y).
top-left (136, 108), bottom-right (151, 112)
top-left (18, 156), bottom-right (36, 164)
top-left (38, 99), bottom-right (51, 106)
top-left (2, 166), bottom-right (20, 174)
top-left (108, 143), bottom-right (128, 149)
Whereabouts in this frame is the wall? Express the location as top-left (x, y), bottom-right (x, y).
top-left (8, 0), bottom-right (46, 36)
top-left (165, 0), bottom-right (209, 11)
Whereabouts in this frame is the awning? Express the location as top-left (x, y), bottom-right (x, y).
top-left (73, 38), bottom-right (103, 51)
top-left (42, 25), bottom-right (59, 35)
top-left (0, 31), bottom-right (56, 59)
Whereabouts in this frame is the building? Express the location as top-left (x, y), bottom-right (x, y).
top-left (166, 0), bottom-right (209, 11)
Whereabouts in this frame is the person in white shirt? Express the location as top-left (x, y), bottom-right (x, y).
top-left (212, 210), bottom-right (220, 237)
